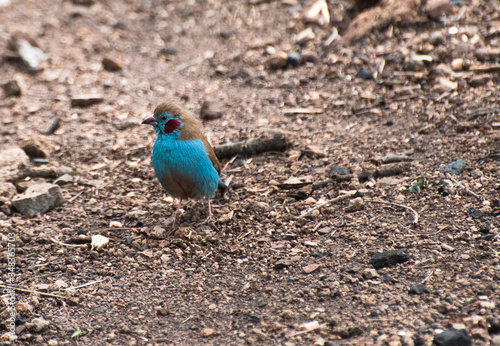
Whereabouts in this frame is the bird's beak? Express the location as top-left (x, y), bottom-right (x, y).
top-left (141, 114), bottom-right (158, 126)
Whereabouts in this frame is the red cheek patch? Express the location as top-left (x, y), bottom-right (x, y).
top-left (164, 119), bottom-right (181, 134)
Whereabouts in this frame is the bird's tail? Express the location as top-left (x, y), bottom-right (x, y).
top-left (218, 178), bottom-right (227, 192)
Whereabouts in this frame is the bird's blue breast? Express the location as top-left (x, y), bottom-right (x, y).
top-left (151, 135), bottom-right (220, 199)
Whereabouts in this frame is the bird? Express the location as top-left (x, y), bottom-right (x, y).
top-left (142, 102), bottom-right (226, 224)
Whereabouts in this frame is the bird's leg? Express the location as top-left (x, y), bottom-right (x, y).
top-left (172, 199), bottom-right (182, 226)
top-left (199, 197), bottom-right (213, 225)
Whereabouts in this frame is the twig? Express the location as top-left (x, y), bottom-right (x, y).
top-left (237, 231), bottom-right (252, 240)
top-left (65, 279), bottom-right (106, 291)
top-left (182, 316), bottom-right (193, 323)
top-left (447, 175), bottom-right (483, 202)
top-left (0, 285), bottom-right (67, 299)
top-left (312, 221), bottom-right (324, 232)
top-left (174, 57), bottom-right (204, 73)
top-left (421, 270), bottom-right (434, 284)
top-left (68, 190), bottom-right (85, 203)
top-left (299, 191), bottom-right (358, 218)
top-left (214, 133), bottom-right (290, 159)
top-left (369, 199), bottom-right (419, 224)
top-left (49, 237), bottom-right (83, 247)
top-left (222, 156), bottom-right (238, 172)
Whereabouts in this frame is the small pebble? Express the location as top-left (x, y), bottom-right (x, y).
top-left (356, 69), bottom-right (373, 79)
top-left (409, 283), bottom-right (429, 295)
top-left (444, 159), bottom-right (466, 175)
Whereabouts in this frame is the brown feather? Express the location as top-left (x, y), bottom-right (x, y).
top-left (160, 172), bottom-right (196, 199)
top-left (154, 102), bottom-right (222, 174)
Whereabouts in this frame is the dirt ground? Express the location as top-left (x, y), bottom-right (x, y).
top-left (1, 0), bottom-right (499, 345)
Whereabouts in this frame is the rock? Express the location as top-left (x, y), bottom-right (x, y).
top-left (344, 197), bottom-right (364, 212)
top-left (373, 153), bottom-right (411, 164)
top-left (155, 306), bottom-right (168, 316)
top-left (304, 0), bottom-right (330, 26)
top-left (109, 221), bottom-right (122, 228)
top-left (48, 340), bottom-right (58, 346)
top-left (54, 174), bottom-right (73, 186)
top-left (475, 47), bottom-right (500, 61)
top-left (145, 226), bottom-right (167, 239)
top-left (300, 320), bottom-right (320, 331)
top-left (370, 249), bottom-right (410, 269)
top-left (11, 183), bottom-right (65, 216)
top-left (287, 52), bottom-right (301, 67)
top-left (295, 27), bottom-right (315, 44)
top-left (102, 56), bottom-right (123, 72)
top-left (301, 53), bottom-right (320, 65)
top-left (2, 79), bottom-right (23, 97)
top-left (266, 52), bottom-right (288, 69)
top-left (41, 117), bottom-right (62, 135)
top-left (91, 234), bottom-right (109, 250)
top-left (488, 316), bottom-right (500, 334)
top-left (0, 147), bottom-right (30, 180)
top-left (362, 268), bottom-right (379, 279)
top-left (14, 38), bottom-right (46, 69)
top-left (433, 328), bottom-right (472, 346)
top-left (470, 208), bottom-right (484, 219)
top-left (451, 58), bottom-right (465, 70)
top-left (16, 302), bottom-right (34, 315)
top-left (49, 279), bottom-right (68, 291)
top-left (356, 69), bottom-right (373, 80)
top-left (280, 309), bottom-right (295, 319)
top-left (72, 0), bottom-right (95, 5)
top-left (0, 182), bottom-right (16, 203)
top-left (26, 317), bottom-right (50, 333)
top-left (160, 47), bottom-right (178, 55)
top-left (200, 100), bottom-right (223, 120)
top-left (303, 263), bottom-right (321, 274)
top-left (247, 201), bottom-right (270, 213)
top-left (274, 256), bottom-right (301, 270)
top-left (330, 165), bottom-right (350, 176)
top-left (125, 210), bottom-right (148, 219)
top-left (437, 77), bottom-right (458, 91)
top-left (201, 328), bottom-right (215, 337)
top-left (468, 75), bottom-right (490, 87)
top-left (444, 159), bottom-right (466, 175)
top-left (425, 0), bottom-right (454, 21)
top-left (409, 283), bottom-right (429, 295)
top-left (21, 136), bottom-right (51, 159)
top-left (71, 94), bottom-right (104, 107)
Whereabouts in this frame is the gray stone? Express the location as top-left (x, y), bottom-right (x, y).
top-left (102, 56), bottom-right (123, 72)
top-left (12, 183), bottom-right (65, 216)
top-left (370, 249), bottom-right (410, 269)
top-left (54, 174), bottom-right (73, 186)
top-left (247, 201), bottom-right (270, 213)
top-left (71, 94), bottom-right (104, 107)
top-left (26, 317), bottom-right (50, 333)
top-left (433, 328), bottom-right (472, 346)
top-left (0, 147), bottom-right (30, 180)
top-left (3, 79), bottom-right (22, 97)
top-left (444, 159), bottom-right (466, 175)
top-left (0, 182), bottom-right (17, 202)
top-left (330, 165), bottom-right (351, 176)
top-left (409, 283), bottom-right (429, 295)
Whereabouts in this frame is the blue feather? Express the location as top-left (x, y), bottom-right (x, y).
top-left (152, 135), bottom-right (220, 198)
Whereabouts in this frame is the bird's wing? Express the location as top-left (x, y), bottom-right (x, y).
top-left (178, 113), bottom-right (222, 174)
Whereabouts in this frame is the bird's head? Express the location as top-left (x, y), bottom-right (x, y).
top-left (142, 103), bottom-right (185, 137)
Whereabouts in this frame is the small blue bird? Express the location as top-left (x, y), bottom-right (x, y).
top-left (142, 102), bottom-right (226, 223)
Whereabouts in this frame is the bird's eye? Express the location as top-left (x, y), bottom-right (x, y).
top-left (161, 116), bottom-right (167, 121)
